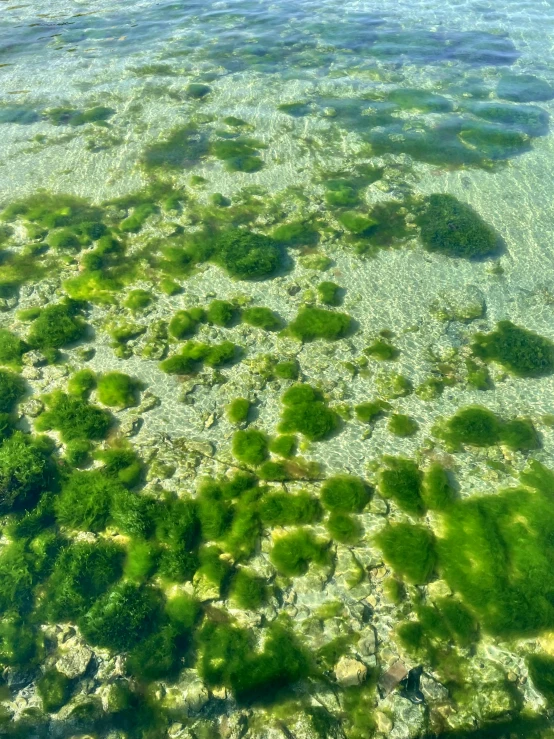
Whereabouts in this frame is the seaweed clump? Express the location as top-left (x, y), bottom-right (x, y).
top-left (378, 457), bottom-right (425, 516)
top-left (375, 523), bottom-right (436, 584)
top-left (97, 372), bottom-right (139, 408)
top-left (279, 384), bottom-right (338, 441)
top-left (270, 529), bottom-right (328, 577)
top-left (232, 429), bottom-right (268, 466)
top-left (35, 391), bottom-right (112, 442)
top-left (471, 321), bottom-right (554, 377)
top-left (435, 405), bottom-right (539, 451)
top-left (320, 475), bottom-right (371, 513)
top-left (416, 194), bottom-right (500, 259)
top-left (212, 230), bottom-right (283, 280)
top-left (26, 300), bottom-right (87, 352)
top-left (288, 306), bottom-right (352, 342)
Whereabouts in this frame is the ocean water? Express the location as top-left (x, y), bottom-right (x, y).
top-left (1, 0), bottom-right (554, 737)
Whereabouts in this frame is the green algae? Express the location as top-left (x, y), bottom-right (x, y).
top-left (388, 413), bottom-right (419, 437)
top-left (97, 372), bottom-right (139, 408)
top-left (279, 383), bottom-right (338, 441)
top-left (378, 456), bottom-right (425, 516)
top-left (472, 321), bottom-right (554, 377)
top-left (227, 397), bottom-right (251, 425)
top-left (416, 194), bottom-right (501, 259)
top-left (35, 391), bottom-right (112, 442)
top-left (376, 523), bottom-right (436, 584)
top-left (320, 475), bottom-right (371, 513)
top-left (142, 124), bottom-right (209, 171)
top-left (288, 306), bottom-right (352, 342)
top-left (435, 405), bottom-right (540, 451)
top-left (232, 429), bottom-right (268, 466)
top-left (270, 529), bottom-right (328, 576)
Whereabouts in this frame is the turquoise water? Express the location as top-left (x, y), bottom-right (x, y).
top-left (1, 1), bottom-right (554, 737)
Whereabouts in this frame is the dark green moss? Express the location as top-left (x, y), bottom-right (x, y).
top-left (232, 429), bottom-right (268, 466)
top-left (270, 529), bottom-right (328, 576)
top-left (213, 230), bottom-right (283, 280)
top-left (96, 444), bottom-right (144, 488)
top-left (259, 490), bottom-right (321, 527)
top-left (278, 102), bottom-right (311, 117)
top-left (0, 432), bottom-right (54, 513)
top-left (375, 523), bottom-right (436, 584)
top-left (388, 413), bottom-right (419, 437)
top-left (417, 194), bottom-right (500, 259)
top-left (422, 463), bottom-right (456, 511)
top-left (321, 475), bottom-right (371, 513)
top-left (317, 281), bottom-right (342, 306)
top-left (378, 457), bottom-right (425, 516)
top-left (257, 460), bottom-right (290, 481)
top-left (472, 321), bottom-right (554, 377)
top-left (79, 582), bottom-right (162, 652)
top-left (155, 495), bottom-right (199, 549)
top-left (0, 369), bottom-right (25, 413)
top-left (437, 597), bottom-right (479, 647)
top-left (55, 470), bottom-right (118, 532)
top-left (229, 568), bottom-right (267, 609)
top-left (165, 593), bottom-right (200, 630)
top-left (500, 418), bottom-right (540, 451)
top-left (279, 383), bottom-right (338, 441)
top-left (211, 192), bottom-right (231, 207)
top-left (97, 372), bottom-right (138, 408)
top-left (268, 434), bottom-right (296, 458)
top-left (27, 300), bottom-right (87, 350)
top-left (242, 306), bottom-right (282, 331)
top-left (42, 541), bottom-right (123, 622)
top-left (326, 512), bottom-right (362, 544)
top-left (0, 330), bottom-right (27, 367)
top-left (1, 192), bottom-right (103, 230)
top-left (0, 615), bottom-right (38, 668)
top-left (124, 540), bottom-right (158, 582)
top-left (35, 391), bottom-right (111, 441)
top-left (289, 306), bottom-right (352, 342)
top-left (159, 278), bottom-right (182, 296)
top-left (124, 289), bottom-right (152, 310)
top-left (207, 299), bottom-right (236, 327)
top-left (227, 398), bottom-right (251, 425)
top-left (37, 669), bottom-right (71, 713)
top-left (435, 406), bottom-right (539, 451)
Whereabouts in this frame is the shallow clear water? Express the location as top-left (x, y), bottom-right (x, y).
top-left (1, 0), bottom-right (554, 737)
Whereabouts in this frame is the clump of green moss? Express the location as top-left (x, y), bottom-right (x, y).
top-left (354, 399), bottom-right (391, 423)
top-left (227, 398), bottom-right (251, 425)
top-left (207, 299), bottom-right (236, 327)
top-left (259, 490), bottom-right (321, 527)
top-left (36, 391), bottom-right (111, 441)
top-left (378, 457), bottom-right (425, 516)
top-left (268, 434), bottom-right (296, 458)
top-left (0, 431), bottom-right (54, 513)
top-left (279, 383), bottom-right (338, 441)
top-left (270, 529), bottom-right (328, 576)
top-left (67, 369), bottom-right (96, 399)
top-left (289, 306), bottom-right (352, 342)
top-left (0, 614), bottom-right (38, 668)
top-left (321, 475), bottom-right (371, 513)
top-left (0, 330), bottom-right (27, 367)
top-left (48, 228), bottom-right (81, 251)
top-left (242, 306), bottom-right (282, 331)
top-left (168, 310), bottom-right (200, 339)
top-left (37, 669), bottom-right (71, 713)
top-left (79, 582), bottom-right (163, 652)
top-left (229, 569), bottom-right (267, 610)
top-left (316, 281), bottom-right (342, 307)
top-left (97, 372), bottom-right (138, 408)
top-left (421, 463), bottom-right (456, 511)
top-left (435, 405), bottom-right (540, 451)
top-left (26, 300), bottom-right (87, 351)
top-left (472, 320), bottom-right (554, 377)
top-left (213, 230), bottom-right (283, 280)
top-left (124, 289), bottom-right (152, 311)
top-left (55, 469), bottom-right (122, 532)
top-left (42, 540), bottom-right (123, 622)
top-left (376, 523), bottom-right (436, 584)
top-left (388, 413), bottom-right (419, 437)
top-left (416, 194), bottom-right (500, 259)
top-left (160, 278), bottom-right (182, 295)
top-left (160, 340), bottom-right (239, 374)
top-left (0, 369), bottom-right (25, 413)
top-left (232, 429), bottom-right (268, 466)
top-left (273, 360), bottom-right (299, 380)
top-left (326, 512), bottom-right (362, 544)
